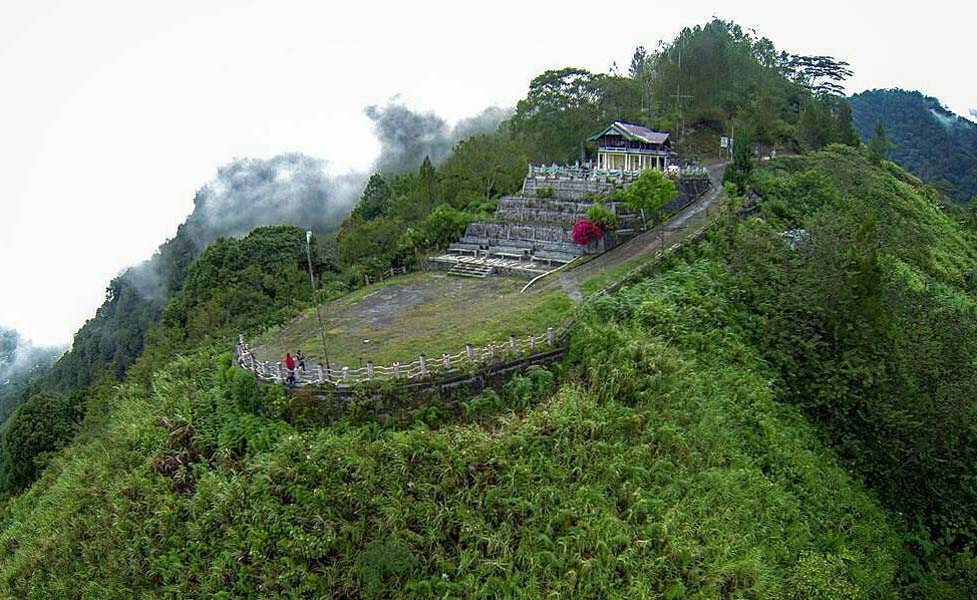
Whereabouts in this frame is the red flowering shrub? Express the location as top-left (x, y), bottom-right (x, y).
top-left (572, 219), bottom-right (604, 246)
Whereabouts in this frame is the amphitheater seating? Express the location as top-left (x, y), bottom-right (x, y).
top-left (448, 242), bottom-right (480, 255)
top-left (533, 250), bottom-right (578, 265)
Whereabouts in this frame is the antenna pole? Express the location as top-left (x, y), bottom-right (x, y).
top-left (305, 230), bottom-right (331, 373)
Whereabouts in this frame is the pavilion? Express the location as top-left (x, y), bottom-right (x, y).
top-left (588, 121), bottom-right (672, 172)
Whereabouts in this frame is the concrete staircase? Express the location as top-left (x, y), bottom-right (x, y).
top-left (447, 262), bottom-right (494, 279)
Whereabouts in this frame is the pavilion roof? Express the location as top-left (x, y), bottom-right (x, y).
top-left (587, 121), bottom-right (670, 144)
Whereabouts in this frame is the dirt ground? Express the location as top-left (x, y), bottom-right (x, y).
top-left (252, 271), bottom-right (569, 368)
top-left (254, 164), bottom-right (725, 369)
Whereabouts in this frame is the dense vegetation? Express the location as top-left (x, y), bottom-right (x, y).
top-left (0, 183), bottom-right (905, 596)
top-left (851, 89), bottom-right (977, 203)
top-left (3, 146), bottom-right (977, 597)
top-left (11, 18), bottom-right (858, 429)
top-left (0, 226), bottom-right (330, 493)
top-left (0, 328), bottom-right (63, 424)
top-left (734, 148), bottom-right (977, 595)
top-left (6, 17), bottom-right (977, 597)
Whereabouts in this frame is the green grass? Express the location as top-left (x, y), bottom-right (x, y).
top-left (577, 222), bottom-right (718, 296)
top-left (253, 272), bottom-right (572, 367)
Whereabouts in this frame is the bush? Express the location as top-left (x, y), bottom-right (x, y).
top-left (585, 202), bottom-right (619, 231)
top-left (571, 219), bottom-right (604, 246)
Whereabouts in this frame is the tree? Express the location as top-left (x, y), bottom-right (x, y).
top-left (0, 391), bottom-right (80, 490)
top-left (510, 68), bottom-right (608, 163)
top-left (833, 99), bottom-right (859, 147)
top-left (439, 134), bottom-right (528, 207)
top-left (622, 169), bottom-right (678, 247)
top-left (785, 54), bottom-right (854, 97)
top-left (868, 120), bottom-right (890, 164)
top-left (724, 133), bottom-right (755, 194)
top-left (799, 101), bottom-right (830, 150)
top-left (351, 174), bottom-right (391, 221)
top-left (418, 156), bottom-right (439, 211)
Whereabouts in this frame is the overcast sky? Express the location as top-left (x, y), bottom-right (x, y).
top-left (1, 0), bottom-right (974, 346)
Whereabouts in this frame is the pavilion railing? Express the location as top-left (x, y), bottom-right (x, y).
top-left (234, 327), bottom-right (560, 388)
top-left (527, 164), bottom-right (707, 179)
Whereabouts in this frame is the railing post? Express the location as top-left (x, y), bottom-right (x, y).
top-left (364, 274), bottom-right (370, 286)
top-left (466, 344), bottom-right (474, 361)
top-left (509, 334), bottom-right (516, 350)
top-left (317, 364), bottom-right (325, 383)
top-left (443, 353), bottom-right (450, 369)
top-left (367, 360), bottom-right (374, 379)
top-left (419, 354), bottom-right (427, 376)
top-left (547, 327), bottom-right (555, 346)
top-left (342, 366), bottom-right (349, 384)
top-left (530, 336), bottom-right (536, 351)
top-left (393, 362), bottom-right (401, 378)
top-left (276, 361), bottom-right (283, 382)
top-left (389, 267), bottom-right (394, 278)
top-left (489, 343), bottom-right (496, 358)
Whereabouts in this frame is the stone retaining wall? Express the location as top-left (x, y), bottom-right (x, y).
top-left (464, 221), bottom-right (573, 244)
top-left (495, 196), bottom-right (641, 229)
top-left (522, 176), bottom-right (622, 199)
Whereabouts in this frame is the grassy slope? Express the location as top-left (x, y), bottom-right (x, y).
top-left (12, 148), bottom-right (977, 597)
top-left (252, 272), bottom-right (571, 368)
top-left (0, 264), bottom-right (903, 598)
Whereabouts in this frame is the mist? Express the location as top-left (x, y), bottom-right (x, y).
top-left (184, 153), bottom-right (364, 250)
top-left (365, 102), bottom-right (512, 174)
top-left (0, 327), bottom-right (65, 388)
top-left (117, 100), bottom-right (511, 303)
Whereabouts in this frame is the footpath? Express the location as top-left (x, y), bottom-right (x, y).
top-left (559, 162), bottom-right (726, 301)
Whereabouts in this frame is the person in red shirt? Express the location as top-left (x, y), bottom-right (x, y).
top-left (284, 352), bottom-right (296, 387)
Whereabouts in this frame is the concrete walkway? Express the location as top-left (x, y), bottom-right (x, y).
top-left (559, 162), bottom-right (726, 301)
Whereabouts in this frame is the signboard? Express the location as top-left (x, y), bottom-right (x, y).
top-left (720, 136), bottom-right (729, 149)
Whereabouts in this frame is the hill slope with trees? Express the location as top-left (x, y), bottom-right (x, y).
top-left (850, 88), bottom-right (977, 203)
top-left (2, 148), bottom-right (977, 598)
top-left (5, 19), bottom-right (977, 597)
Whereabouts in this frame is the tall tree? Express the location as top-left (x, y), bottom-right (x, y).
top-left (785, 54), bottom-right (854, 98)
top-left (418, 156), bottom-right (439, 210)
top-left (351, 173), bottom-right (391, 221)
top-left (833, 99), bottom-right (860, 147)
top-left (724, 133), bottom-right (755, 194)
top-left (868, 120), bottom-right (891, 164)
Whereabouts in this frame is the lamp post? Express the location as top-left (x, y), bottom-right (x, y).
top-left (306, 230), bottom-right (331, 373)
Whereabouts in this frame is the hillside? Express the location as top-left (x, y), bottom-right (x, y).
top-left (0, 328), bottom-right (63, 423)
top-left (3, 147), bottom-right (977, 596)
top-left (6, 17), bottom-right (977, 598)
top-left (851, 88), bottom-right (977, 203)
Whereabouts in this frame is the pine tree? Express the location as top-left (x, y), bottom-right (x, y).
top-left (868, 120), bottom-right (891, 164)
top-left (418, 156), bottom-right (439, 210)
top-left (833, 99), bottom-right (859, 147)
top-left (724, 133), bottom-right (754, 195)
top-left (351, 173), bottom-right (391, 221)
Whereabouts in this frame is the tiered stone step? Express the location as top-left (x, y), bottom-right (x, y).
top-left (447, 262), bottom-right (494, 279)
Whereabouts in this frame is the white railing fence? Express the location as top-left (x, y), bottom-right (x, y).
top-left (234, 327), bottom-right (560, 388)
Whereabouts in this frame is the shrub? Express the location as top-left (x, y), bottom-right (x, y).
top-left (571, 219), bottom-right (604, 246)
top-left (585, 202), bottom-right (619, 231)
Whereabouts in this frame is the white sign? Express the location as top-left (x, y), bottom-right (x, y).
top-left (720, 136), bottom-right (729, 149)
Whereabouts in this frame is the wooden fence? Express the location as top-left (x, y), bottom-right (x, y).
top-left (363, 265), bottom-right (409, 286)
top-left (234, 327), bottom-right (559, 388)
